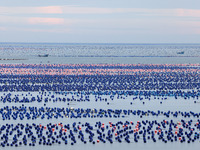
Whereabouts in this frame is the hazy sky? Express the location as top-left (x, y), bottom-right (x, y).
top-left (0, 0), bottom-right (200, 43)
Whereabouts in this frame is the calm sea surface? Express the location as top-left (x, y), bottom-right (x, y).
top-left (0, 43), bottom-right (200, 150)
top-left (0, 43), bottom-right (199, 64)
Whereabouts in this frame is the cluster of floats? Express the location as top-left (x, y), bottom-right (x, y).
top-left (0, 106), bottom-right (200, 120)
top-left (0, 119), bottom-right (200, 147)
top-left (0, 63), bottom-right (199, 147)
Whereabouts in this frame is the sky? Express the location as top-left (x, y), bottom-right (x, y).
top-left (0, 0), bottom-right (200, 43)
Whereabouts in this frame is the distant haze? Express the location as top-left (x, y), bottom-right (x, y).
top-left (0, 0), bottom-right (200, 43)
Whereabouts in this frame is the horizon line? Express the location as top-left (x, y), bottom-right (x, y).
top-left (0, 42), bottom-right (200, 45)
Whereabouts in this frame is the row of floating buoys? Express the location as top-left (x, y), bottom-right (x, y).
top-left (0, 63), bottom-right (199, 70)
top-left (0, 63), bottom-right (199, 147)
top-left (0, 106), bottom-right (200, 120)
top-left (0, 119), bottom-right (200, 147)
top-left (0, 89), bottom-right (199, 104)
top-left (0, 74), bottom-right (199, 91)
top-left (0, 64), bottom-right (199, 92)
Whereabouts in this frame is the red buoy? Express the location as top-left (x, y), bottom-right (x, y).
top-left (155, 130), bottom-right (157, 134)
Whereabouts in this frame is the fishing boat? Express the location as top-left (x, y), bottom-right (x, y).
top-left (177, 51), bottom-right (184, 54)
top-left (38, 54), bottom-right (49, 57)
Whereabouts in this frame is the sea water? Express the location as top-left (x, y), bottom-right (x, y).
top-left (0, 43), bottom-right (199, 150)
top-left (0, 43), bottom-right (199, 64)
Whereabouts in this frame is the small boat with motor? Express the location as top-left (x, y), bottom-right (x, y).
top-left (38, 54), bottom-right (49, 57)
top-left (177, 51), bottom-right (184, 54)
